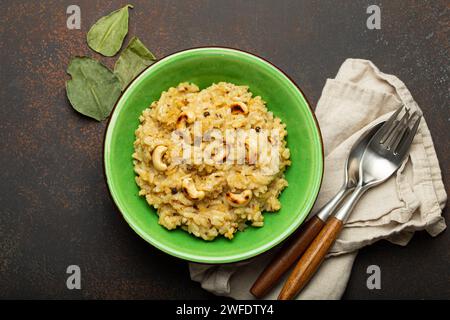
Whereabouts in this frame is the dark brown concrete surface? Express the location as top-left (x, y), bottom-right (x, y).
top-left (0, 0), bottom-right (448, 299)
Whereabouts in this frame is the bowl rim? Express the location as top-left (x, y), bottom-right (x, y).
top-left (103, 46), bottom-right (324, 264)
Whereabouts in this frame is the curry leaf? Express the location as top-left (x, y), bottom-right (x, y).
top-left (66, 57), bottom-right (122, 121)
top-left (87, 4), bottom-right (134, 57)
top-left (114, 36), bottom-right (156, 89)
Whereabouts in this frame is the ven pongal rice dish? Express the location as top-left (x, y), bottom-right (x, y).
top-left (133, 82), bottom-right (291, 240)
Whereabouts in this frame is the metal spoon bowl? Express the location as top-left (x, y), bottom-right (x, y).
top-left (316, 121), bottom-right (384, 221)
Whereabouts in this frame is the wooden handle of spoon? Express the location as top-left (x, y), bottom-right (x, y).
top-left (250, 216), bottom-right (325, 298)
top-left (278, 217), bottom-right (344, 300)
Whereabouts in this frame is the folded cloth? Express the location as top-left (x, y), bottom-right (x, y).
top-left (189, 59), bottom-right (447, 300)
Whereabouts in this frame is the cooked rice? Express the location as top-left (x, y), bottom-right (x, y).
top-left (133, 82), bottom-right (291, 240)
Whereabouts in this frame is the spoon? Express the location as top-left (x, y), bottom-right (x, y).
top-left (250, 121), bottom-right (384, 298)
top-left (278, 107), bottom-right (421, 300)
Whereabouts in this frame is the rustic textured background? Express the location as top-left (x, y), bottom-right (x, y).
top-left (0, 0), bottom-right (448, 299)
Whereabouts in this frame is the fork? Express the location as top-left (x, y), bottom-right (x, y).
top-left (278, 106), bottom-right (421, 300)
top-left (250, 121), bottom-right (383, 298)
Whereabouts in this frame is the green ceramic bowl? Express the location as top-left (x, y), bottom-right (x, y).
top-left (104, 47), bottom-right (323, 264)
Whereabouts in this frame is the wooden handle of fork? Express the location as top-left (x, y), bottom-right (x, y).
top-left (278, 217), bottom-right (344, 300)
top-left (250, 216), bottom-right (325, 298)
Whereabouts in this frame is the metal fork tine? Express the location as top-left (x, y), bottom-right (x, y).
top-left (380, 120), bottom-right (398, 144)
top-left (395, 114), bottom-right (421, 157)
top-left (390, 110), bottom-right (415, 152)
top-left (384, 109), bottom-right (409, 150)
top-left (379, 107), bottom-right (403, 144)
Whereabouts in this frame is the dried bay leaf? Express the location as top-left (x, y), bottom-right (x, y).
top-left (66, 57), bottom-right (122, 121)
top-left (87, 4), bottom-right (133, 57)
top-left (114, 36), bottom-right (156, 89)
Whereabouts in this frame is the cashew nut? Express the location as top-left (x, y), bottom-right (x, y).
top-left (211, 143), bottom-right (229, 163)
top-left (230, 102), bottom-right (249, 115)
top-left (152, 145), bottom-right (168, 171)
top-left (182, 177), bottom-right (205, 200)
top-left (245, 139), bottom-right (258, 164)
top-left (268, 135), bottom-right (278, 146)
top-left (225, 190), bottom-right (252, 207)
top-left (176, 111), bottom-right (195, 129)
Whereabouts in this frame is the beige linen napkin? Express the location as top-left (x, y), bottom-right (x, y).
top-left (189, 59), bottom-right (447, 300)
